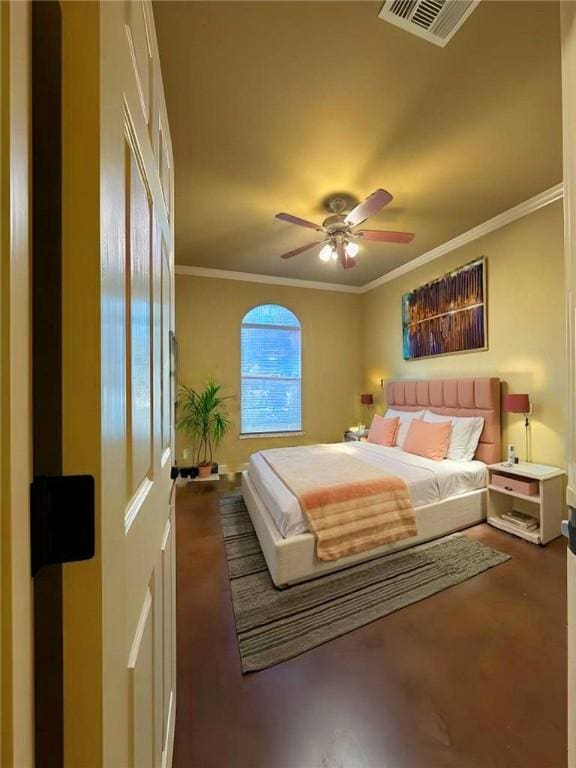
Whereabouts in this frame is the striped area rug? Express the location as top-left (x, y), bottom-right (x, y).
top-left (219, 492), bottom-right (510, 673)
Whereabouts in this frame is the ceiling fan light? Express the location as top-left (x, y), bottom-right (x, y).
top-left (345, 241), bottom-right (359, 258)
top-left (319, 244), bottom-right (333, 262)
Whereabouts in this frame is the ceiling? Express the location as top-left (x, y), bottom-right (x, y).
top-left (153, 1), bottom-right (562, 287)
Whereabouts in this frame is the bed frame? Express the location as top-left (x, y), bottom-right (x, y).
top-left (242, 377), bottom-right (501, 588)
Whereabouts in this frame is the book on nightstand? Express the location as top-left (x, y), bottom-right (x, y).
top-left (500, 510), bottom-right (538, 531)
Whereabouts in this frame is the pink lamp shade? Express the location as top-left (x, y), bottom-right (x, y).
top-left (360, 393), bottom-right (374, 406)
top-left (503, 393), bottom-right (530, 414)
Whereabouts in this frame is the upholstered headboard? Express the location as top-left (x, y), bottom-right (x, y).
top-left (385, 377), bottom-right (501, 464)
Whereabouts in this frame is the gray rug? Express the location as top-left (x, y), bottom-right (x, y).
top-left (219, 492), bottom-right (511, 673)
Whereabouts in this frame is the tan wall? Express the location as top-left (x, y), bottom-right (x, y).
top-left (175, 276), bottom-right (363, 470)
top-left (176, 201), bottom-right (566, 471)
top-left (363, 199), bottom-right (566, 467)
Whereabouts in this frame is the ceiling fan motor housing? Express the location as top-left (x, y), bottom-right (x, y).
top-left (322, 214), bottom-right (349, 233)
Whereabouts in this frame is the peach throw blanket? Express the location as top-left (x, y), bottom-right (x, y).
top-left (261, 445), bottom-right (417, 561)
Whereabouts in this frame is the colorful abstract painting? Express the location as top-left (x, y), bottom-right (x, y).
top-left (402, 258), bottom-right (486, 360)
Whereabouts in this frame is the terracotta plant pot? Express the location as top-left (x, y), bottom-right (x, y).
top-left (198, 463), bottom-right (212, 479)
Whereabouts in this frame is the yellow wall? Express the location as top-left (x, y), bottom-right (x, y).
top-left (175, 276), bottom-right (363, 470)
top-left (363, 199), bottom-right (566, 467)
top-left (176, 201), bottom-right (566, 471)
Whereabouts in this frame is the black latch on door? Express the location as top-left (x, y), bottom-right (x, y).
top-left (31, 475), bottom-right (95, 576)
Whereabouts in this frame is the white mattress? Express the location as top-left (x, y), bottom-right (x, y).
top-left (248, 442), bottom-right (487, 538)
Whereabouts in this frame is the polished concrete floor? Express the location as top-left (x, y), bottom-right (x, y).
top-left (173, 475), bottom-right (567, 768)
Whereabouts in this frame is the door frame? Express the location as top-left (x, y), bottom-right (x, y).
top-left (562, 4), bottom-right (576, 767)
top-left (0, 2), bottom-right (34, 766)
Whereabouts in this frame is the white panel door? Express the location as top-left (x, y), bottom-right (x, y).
top-left (60, 3), bottom-right (176, 766)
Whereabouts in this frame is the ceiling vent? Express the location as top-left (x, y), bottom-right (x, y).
top-left (378, 0), bottom-right (480, 47)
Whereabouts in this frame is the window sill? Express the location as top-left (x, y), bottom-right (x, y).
top-left (239, 431), bottom-right (306, 440)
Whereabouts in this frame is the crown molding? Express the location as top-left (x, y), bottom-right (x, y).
top-left (175, 182), bottom-right (563, 295)
top-left (360, 182), bottom-right (564, 293)
top-left (174, 265), bottom-right (363, 294)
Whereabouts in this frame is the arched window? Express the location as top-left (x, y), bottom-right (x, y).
top-left (240, 304), bottom-right (302, 435)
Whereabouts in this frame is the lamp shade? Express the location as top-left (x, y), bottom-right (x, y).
top-left (360, 393), bottom-right (374, 406)
top-left (503, 393), bottom-right (530, 413)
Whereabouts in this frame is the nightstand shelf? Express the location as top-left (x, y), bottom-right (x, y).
top-left (486, 462), bottom-right (565, 545)
top-left (487, 484), bottom-right (541, 505)
top-left (487, 515), bottom-right (542, 545)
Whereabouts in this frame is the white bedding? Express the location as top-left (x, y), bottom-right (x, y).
top-left (248, 441), bottom-right (487, 538)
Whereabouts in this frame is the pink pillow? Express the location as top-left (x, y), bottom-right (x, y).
top-left (403, 419), bottom-right (452, 461)
top-left (367, 415), bottom-right (399, 447)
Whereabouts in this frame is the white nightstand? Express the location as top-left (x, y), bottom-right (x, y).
top-left (486, 462), bottom-right (565, 545)
top-left (344, 429), bottom-right (368, 442)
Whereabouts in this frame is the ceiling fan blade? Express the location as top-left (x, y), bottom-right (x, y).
top-left (358, 230), bottom-right (415, 244)
top-left (276, 212), bottom-right (324, 231)
top-left (345, 189), bottom-right (393, 227)
top-left (279, 241), bottom-right (321, 260)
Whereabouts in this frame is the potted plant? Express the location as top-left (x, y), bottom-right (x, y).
top-left (177, 378), bottom-right (232, 478)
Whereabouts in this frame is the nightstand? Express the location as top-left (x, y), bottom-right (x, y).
top-left (486, 462), bottom-right (565, 544)
top-left (344, 429), bottom-right (368, 442)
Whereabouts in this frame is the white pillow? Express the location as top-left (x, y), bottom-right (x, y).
top-left (423, 411), bottom-right (484, 462)
top-left (384, 408), bottom-right (425, 448)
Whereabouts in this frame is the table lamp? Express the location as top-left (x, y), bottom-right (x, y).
top-left (503, 393), bottom-right (531, 462)
top-left (359, 393), bottom-right (374, 431)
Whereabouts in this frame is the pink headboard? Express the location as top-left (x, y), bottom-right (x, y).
top-left (385, 377), bottom-right (501, 464)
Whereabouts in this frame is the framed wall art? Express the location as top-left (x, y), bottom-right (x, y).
top-left (402, 257), bottom-right (487, 361)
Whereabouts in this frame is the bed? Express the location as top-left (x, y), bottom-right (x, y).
top-left (241, 376), bottom-right (501, 587)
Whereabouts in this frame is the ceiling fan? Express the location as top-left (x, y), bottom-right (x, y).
top-left (275, 189), bottom-right (414, 269)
